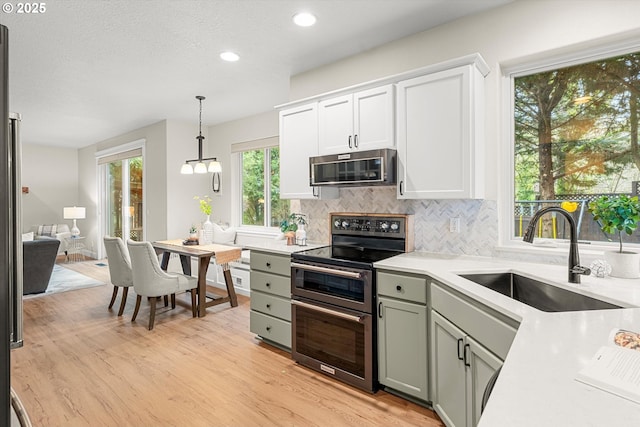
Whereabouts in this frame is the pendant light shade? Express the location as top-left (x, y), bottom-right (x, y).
top-left (181, 95), bottom-right (222, 182)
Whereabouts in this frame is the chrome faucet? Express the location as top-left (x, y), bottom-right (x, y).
top-left (522, 207), bottom-right (591, 284)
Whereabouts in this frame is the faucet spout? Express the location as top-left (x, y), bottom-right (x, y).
top-left (523, 206), bottom-right (590, 284)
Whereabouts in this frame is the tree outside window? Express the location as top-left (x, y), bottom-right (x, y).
top-left (241, 147), bottom-right (289, 227)
top-left (514, 51), bottom-right (640, 244)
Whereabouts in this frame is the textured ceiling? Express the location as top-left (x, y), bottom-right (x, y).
top-left (2, 0), bottom-right (512, 148)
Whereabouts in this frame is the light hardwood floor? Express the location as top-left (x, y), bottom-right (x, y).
top-left (12, 259), bottom-right (444, 427)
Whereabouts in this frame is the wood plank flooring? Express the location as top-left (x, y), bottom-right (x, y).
top-left (12, 259), bottom-right (444, 427)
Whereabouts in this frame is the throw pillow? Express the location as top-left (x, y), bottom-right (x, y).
top-left (39, 224), bottom-right (58, 237)
top-left (21, 232), bottom-right (34, 242)
top-left (212, 223), bottom-right (236, 245)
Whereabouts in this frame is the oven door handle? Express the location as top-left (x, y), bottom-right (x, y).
top-left (291, 262), bottom-right (363, 279)
top-left (292, 300), bottom-right (365, 323)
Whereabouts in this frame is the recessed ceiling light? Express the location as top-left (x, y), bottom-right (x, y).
top-left (293, 12), bottom-right (316, 27)
top-left (220, 51), bottom-right (240, 62)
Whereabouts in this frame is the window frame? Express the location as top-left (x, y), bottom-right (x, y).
top-left (235, 145), bottom-right (284, 233)
top-left (499, 36), bottom-right (640, 254)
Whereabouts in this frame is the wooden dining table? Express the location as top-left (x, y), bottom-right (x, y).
top-left (152, 239), bottom-right (242, 317)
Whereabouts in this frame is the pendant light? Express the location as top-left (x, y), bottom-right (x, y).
top-left (180, 96), bottom-right (222, 180)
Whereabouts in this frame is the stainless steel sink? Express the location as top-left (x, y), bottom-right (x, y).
top-left (458, 272), bottom-right (622, 312)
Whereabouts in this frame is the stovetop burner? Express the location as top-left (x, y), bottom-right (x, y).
top-left (291, 213), bottom-right (413, 269)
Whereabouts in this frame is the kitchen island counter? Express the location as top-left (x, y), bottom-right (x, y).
top-left (374, 252), bottom-right (640, 427)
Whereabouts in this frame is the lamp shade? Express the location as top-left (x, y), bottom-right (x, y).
top-left (194, 162), bottom-right (208, 174)
top-left (63, 206), bottom-right (86, 220)
top-left (180, 163), bottom-right (194, 174)
top-left (208, 161), bottom-right (222, 173)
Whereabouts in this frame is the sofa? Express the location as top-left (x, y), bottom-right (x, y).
top-left (28, 224), bottom-right (72, 256)
top-left (23, 239), bottom-right (60, 295)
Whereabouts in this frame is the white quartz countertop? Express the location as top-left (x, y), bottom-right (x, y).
top-left (374, 252), bottom-right (640, 426)
top-left (244, 240), bottom-right (327, 255)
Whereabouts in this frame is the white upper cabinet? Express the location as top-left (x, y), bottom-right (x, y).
top-left (279, 103), bottom-right (339, 200)
top-left (318, 84), bottom-right (395, 155)
top-left (397, 64), bottom-right (485, 199)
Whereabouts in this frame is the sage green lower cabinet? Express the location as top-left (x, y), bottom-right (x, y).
top-left (376, 270), bottom-right (428, 401)
top-left (431, 311), bottom-right (502, 427)
top-left (249, 251), bottom-right (291, 350)
top-left (430, 281), bottom-right (518, 427)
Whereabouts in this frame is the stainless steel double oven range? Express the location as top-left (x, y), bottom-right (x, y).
top-left (291, 213), bottom-right (414, 392)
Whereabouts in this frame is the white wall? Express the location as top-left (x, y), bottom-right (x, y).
top-left (206, 109), bottom-right (279, 226)
top-left (21, 144), bottom-right (78, 232)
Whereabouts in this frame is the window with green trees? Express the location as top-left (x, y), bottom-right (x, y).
top-left (513, 50), bottom-right (640, 245)
top-left (241, 147), bottom-right (289, 227)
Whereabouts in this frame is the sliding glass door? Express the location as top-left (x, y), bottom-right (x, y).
top-left (105, 156), bottom-right (143, 240)
top-left (98, 145), bottom-right (144, 257)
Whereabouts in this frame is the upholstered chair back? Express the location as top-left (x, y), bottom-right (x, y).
top-left (103, 236), bottom-right (133, 288)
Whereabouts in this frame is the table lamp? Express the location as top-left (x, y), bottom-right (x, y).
top-left (63, 206), bottom-right (86, 237)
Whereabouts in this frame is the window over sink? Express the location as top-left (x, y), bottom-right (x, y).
top-left (509, 47), bottom-right (640, 248)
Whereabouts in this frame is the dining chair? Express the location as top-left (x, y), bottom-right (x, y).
top-left (103, 236), bottom-right (133, 316)
top-left (127, 240), bottom-right (197, 330)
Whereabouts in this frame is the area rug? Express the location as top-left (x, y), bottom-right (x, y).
top-left (44, 264), bottom-right (105, 295)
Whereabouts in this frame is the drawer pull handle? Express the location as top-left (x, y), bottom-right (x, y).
top-left (378, 301), bottom-right (383, 318)
top-left (396, 285), bottom-right (402, 292)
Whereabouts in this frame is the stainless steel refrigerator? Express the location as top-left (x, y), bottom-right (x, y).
top-left (1, 23), bottom-right (24, 426)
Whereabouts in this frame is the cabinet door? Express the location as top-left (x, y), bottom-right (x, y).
top-left (397, 65), bottom-right (483, 199)
top-left (466, 335), bottom-right (502, 427)
top-left (378, 296), bottom-right (428, 401)
top-left (279, 103), bottom-right (338, 199)
top-left (431, 310), bottom-right (467, 427)
top-left (353, 85), bottom-right (395, 151)
top-left (318, 94), bottom-right (354, 154)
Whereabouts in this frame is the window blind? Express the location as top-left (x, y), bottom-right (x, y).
top-left (230, 136), bottom-right (278, 153)
top-left (97, 148), bottom-right (143, 165)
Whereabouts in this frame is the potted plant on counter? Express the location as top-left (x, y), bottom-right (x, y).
top-left (280, 213), bottom-right (307, 245)
top-left (588, 195), bottom-right (640, 278)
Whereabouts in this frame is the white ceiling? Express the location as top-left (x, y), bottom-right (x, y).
top-left (3, 0), bottom-right (512, 148)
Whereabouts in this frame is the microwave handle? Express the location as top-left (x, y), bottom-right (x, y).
top-left (292, 299), bottom-right (365, 323)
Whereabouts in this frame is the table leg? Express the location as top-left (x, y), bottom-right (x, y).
top-left (179, 255), bottom-right (191, 276)
top-left (221, 263), bottom-right (238, 307)
top-left (160, 252), bottom-right (171, 270)
top-left (197, 256), bottom-right (210, 317)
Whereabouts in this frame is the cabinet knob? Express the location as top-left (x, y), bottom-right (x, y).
top-left (266, 262), bottom-right (271, 268)
top-left (266, 326), bottom-right (271, 331)
top-left (396, 285), bottom-right (402, 292)
top-left (266, 304), bottom-right (271, 309)
top-left (265, 282), bottom-right (271, 288)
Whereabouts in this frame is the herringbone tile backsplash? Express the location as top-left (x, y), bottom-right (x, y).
top-left (300, 187), bottom-right (498, 256)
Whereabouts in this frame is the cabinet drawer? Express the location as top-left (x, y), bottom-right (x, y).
top-left (431, 282), bottom-right (517, 360)
top-left (250, 291), bottom-right (291, 321)
top-left (250, 251), bottom-right (291, 276)
top-left (250, 270), bottom-right (291, 298)
top-left (378, 271), bottom-right (427, 304)
top-left (250, 311), bottom-right (291, 349)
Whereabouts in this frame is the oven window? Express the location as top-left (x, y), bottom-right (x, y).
top-left (295, 269), bottom-right (365, 302)
top-left (294, 303), bottom-right (366, 378)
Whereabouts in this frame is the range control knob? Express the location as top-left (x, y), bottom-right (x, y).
top-left (334, 219), bottom-right (341, 228)
top-left (342, 220), bottom-right (350, 228)
top-left (390, 222), bottom-right (399, 231)
top-left (380, 221), bottom-right (389, 231)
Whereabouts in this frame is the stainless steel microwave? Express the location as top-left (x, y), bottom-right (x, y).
top-left (309, 148), bottom-right (396, 187)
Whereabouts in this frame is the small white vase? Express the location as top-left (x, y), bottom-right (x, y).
top-left (295, 224), bottom-right (307, 246)
top-left (202, 215), bottom-right (214, 245)
top-left (605, 251), bottom-right (640, 279)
